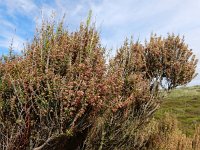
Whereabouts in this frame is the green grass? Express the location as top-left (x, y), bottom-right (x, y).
top-left (155, 85), bottom-right (200, 136)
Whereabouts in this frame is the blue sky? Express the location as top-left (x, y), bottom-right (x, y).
top-left (0, 0), bottom-right (200, 85)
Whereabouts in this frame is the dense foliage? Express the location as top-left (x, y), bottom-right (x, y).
top-left (0, 17), bottom-right (198, 150)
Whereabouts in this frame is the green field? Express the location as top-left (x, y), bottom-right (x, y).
top-left (155, 85), bottom-right (200, 136)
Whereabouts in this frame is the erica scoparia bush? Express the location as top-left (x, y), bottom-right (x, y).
top-left (145, 34), bottom-right (198, 89)
top-left (0, 19), bottom-right (107, 149)
top-left (0, 17), bottom-right (198, 150)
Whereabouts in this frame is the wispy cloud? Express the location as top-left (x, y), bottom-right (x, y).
top-left (0, 31), bottom-right (26, 52)
top-left (1, 0), bottom-right (38, 16)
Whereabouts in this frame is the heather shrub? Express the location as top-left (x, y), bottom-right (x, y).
top-left (0, 19), bottom-right (107, 149)
top-left (145, 34), bottom-right (198, 89)
top-left (0, 16), bottom-right (198, 150)
top-left (144, 114), bottom-right (200, 150)
top-left (84, 37), bottom-right (198, 149)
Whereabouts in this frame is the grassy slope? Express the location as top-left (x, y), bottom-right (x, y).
top-left (155, 85), bottom-right (200, 136)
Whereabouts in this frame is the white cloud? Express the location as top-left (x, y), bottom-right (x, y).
top-left (89, 0), bottom-right (180, 27)
top-left (1, 0), bottom-right (38, 16)
top-left (0, 19), bottom-right (15, 30)
top-left (0, 0), bottom-right (37, 52)
top-left (0, 31), bottom-right (26, 52)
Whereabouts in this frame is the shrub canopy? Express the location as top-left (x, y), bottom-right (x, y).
top-left (0, 18), bottom-right (198, 150)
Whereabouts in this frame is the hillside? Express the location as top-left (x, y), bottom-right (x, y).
top-left (156, 85), bottom-right (200, 136)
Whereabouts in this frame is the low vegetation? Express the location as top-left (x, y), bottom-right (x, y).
top-left (156, 86), bottom-right (200, 136)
